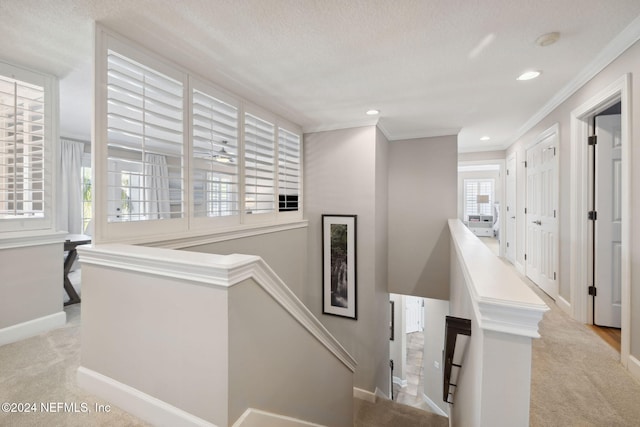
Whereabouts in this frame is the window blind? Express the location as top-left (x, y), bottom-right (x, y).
top-left (277, 128), bottom-right (300, 212)
top-left (244, 113), bottom-right (275, 215)
top-left (192, 89), bottom-right (238, 218)
top-left (0, 76), bottom-right (45, 218)
top-left (106, 50), bottom-right (184, 222)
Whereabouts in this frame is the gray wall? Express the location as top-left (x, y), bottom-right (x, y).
top-left (81, 262), bottom-right (230, 426)
top-left (505, 38), bottom-right (640, 358)
top-left (304, 125), bottom-right (390, 394)
top-left (422, 297), bottom-right (450, 416)
top-left (388, 135), bottom-right (458, 300)
top-left (228, 279), bottom-right (353, 427)
top-left (185, 228), bottom-right (308, 302)
top-left (0, 243), bottom-right (63, 329)
top-left (458, 150), bottom-right (505, 162)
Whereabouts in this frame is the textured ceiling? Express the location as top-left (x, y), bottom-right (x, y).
top-left (2, 0), bottom-right (640, 151)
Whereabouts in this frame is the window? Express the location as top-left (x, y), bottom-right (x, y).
top-left (0, 62), bottom-right (54, 233)
top-left (244, 113), bottom-right (275, 215)
top-left (278, 128), bottom-right (300, 212)
top-left (464, 179), bottom-right (494, 218)
top-left (0, 75), bottom-right (45, 219)
top-left (106, 50), bottom-right (184, 222)
top-left (96, 27), bottom-right (303, 243)
top-left (192, 89), bottom-right (238, 218)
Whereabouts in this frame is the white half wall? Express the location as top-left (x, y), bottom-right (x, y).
top-left (0, 232), bottom-right (67, 345)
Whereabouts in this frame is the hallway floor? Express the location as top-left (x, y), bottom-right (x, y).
top-left (476, 238), bottom-right (640, 426)
top-left (393, 331), bottom-right (433, 411)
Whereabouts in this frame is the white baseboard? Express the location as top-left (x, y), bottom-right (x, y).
top-left (77, 366), bottom-right (217, 427)
top-left (627, 355), bottom-right (640, 382)
top-left (422, 393), bottom-right (448, 417)
top-left (232, 408), bottom-right (323, 427)
top-left (515, 261), bottom-right (525, 276)
top-left (353, 387), bottom-right (376, 403)
top-left (392, 376), bottom-right (407, 388)
top-left (375, 387), bottom-right (389, 400)
top-left (556, 295), bottom-right (572, 317)
top-left (0, 311), bottom-right (66, 346)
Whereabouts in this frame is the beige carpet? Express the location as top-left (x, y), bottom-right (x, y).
top-left (527, 275), bottom-right (640, 426)
top-left (354, 397), bottom-right (448, 427)
top-left (0, 304), bottom-right (149, 427)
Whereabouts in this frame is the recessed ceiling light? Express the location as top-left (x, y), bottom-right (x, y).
top-left (366, 109), bottom-right (380, 116)
top-left (517, 70), bottom-right (541, 81)
top-left (480, 136), bottom-right (490, 141)
top-left (536, 32), bottom-right (560, 47)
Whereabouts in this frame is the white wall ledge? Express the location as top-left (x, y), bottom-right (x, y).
top-left (78, 243), bottom-right (357, 372)
top-left (0, 230), bottom-right (67, 250)
top-left (448, 219), bottom-right (548, 338)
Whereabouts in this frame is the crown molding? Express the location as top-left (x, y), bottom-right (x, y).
top-left (302, 118), bottom-right (379, 135)
top-left (505, 14), bottom-right (640, 150)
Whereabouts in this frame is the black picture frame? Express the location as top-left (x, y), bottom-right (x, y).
top-left (322, 214), bottom-right (357, 319)
top-left (390, 300), bottom-right (395, 341)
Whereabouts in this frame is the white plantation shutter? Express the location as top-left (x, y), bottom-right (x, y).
top-left (106, 50), bottom-right (183, 222)
top-left (244, 113), bottom-right (275, 215)
top-left (192, 89), bottom-right (239, 218)
top-left (464, 179), bottom-right (494, 218)
top-left (0, 76), bottom-right (45, 219)
top-left (277, 128), bottom-right (300, 212)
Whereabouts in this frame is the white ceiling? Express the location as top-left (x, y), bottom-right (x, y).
top-left (2, 0), bottom-right (640, 152)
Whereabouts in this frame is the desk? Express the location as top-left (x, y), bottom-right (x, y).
top-left (64, 234), bottom-right (91, 306)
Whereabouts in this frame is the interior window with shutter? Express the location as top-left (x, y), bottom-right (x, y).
top-left (106, 50), bottom-right (184, 222)
top-left (192, 89), bottom-right (238, 218)
top-left (277, 128), bottom-right (300, 212)
top-left (244, 113), bottom-right (275, 215)
top-left (464, 179), bottom-right (494, 219)
top-left (0, 75), bottom-right (45, 219)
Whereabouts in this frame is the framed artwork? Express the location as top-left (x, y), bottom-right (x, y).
top-left (390, 300), bottom-right (395, 341)
top-left (322, 214), bottom-right (357, 319)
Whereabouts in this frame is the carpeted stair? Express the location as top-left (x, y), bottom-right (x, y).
top-left (353, 397), bottom-right (448, 427)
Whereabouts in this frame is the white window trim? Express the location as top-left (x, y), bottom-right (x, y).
top-left (0, 60), bottom-right (58, 234)
top-left (94, 25), bottom-right (303, 245)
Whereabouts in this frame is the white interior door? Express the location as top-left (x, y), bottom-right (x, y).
top-left (594, 114), bottom-right (622, 327)
top-left (405, 296), bottom-right (423, 333)
top-left (526, 130), bottom-right (559, 299)
top-left (506, 153), bottom-right (517, 263)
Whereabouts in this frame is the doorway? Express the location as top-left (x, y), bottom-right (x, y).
top-left (591, 106), bottom-right (622, 331)
top-left (570, 74), bottom-right (630, 365)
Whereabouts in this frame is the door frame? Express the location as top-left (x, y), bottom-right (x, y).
top-left (458, 159), bottom-right (507, 258)
top-left (570, 74), bottom-right (630, 367)
top-left (524, 123), bottom-right (560, 300)
top-left (505, 152), bottom-right (517, 265)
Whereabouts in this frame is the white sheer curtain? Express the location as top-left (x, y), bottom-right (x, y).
top-left (58, 139), bottom-right (84, 234)
top-left (144, 153), bottom-right (170, 219)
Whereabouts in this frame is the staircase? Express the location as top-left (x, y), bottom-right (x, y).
top-left (354, 397), bottom-right (449, 427)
